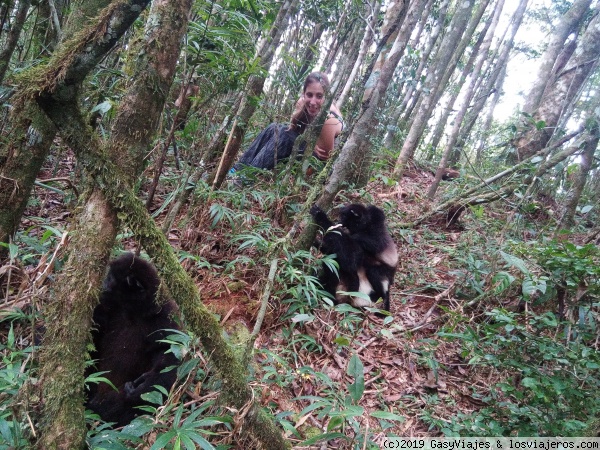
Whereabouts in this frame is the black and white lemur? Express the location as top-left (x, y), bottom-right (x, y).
top-left (310, 203), bottom-right (398, 312)
top-left (86, 253), bottom-right (180, 426)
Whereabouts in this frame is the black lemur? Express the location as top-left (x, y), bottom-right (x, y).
top-left (86, 253), bottom-right (180, 426)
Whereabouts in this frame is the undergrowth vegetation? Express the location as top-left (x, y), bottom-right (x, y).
top-left (1, 153), bottom-right (599, 449)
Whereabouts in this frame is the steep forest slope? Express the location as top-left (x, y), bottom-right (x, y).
top-left (1, 147), bottom-right (598, 448)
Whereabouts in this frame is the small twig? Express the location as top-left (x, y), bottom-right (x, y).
top-left (356, 337), bottom-right (377, 353)
top-left (249, 258), bottom-right (278, 340)
top-left (220, 306), bottom-right (236, 326)
top-left (402, 282), bottom-right (456, 333)
top-left (364, 372), bottom-right (383, 387)
top-left (362, 417), bottom-right (370, 450)
top-left (34, 231), bottom-right (69, 289)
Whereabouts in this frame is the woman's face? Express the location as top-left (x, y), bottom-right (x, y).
top-left (303, 81), bottom-right (325, 117)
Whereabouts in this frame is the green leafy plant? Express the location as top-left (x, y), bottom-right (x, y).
top-left (0, 312), bottom-right (37, 448)
top-left (437, 309), bottom-right (600, 436)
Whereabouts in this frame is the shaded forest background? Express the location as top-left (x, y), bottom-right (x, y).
top-left (0, 0), bottom-right (599, 448)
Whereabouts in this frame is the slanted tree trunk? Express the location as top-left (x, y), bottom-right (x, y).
top-left (0, 0), bottom-right (104, 246)
top-left (0, 0), bottom-right (31, 84)
top-left (474, 65), bottom-right (505, 164)
top-left (557, 119), bottom-right (600, 230)
top-left (211, 0), bottom-right (299, 189)
top-left (513, 11), bottom-right (600, 160)
top-left (336, 0), bottom-right (381, 109)
top-left (146, 82), bottom-right (199, 208)
top-left (298, 0), bottom-right (428, 240)
top-left (393, 0), bottom-right (487, 179)
top-left (427, 0), bottom-right (506, 199)
top-left (35, 0), bottom-right (191, 445)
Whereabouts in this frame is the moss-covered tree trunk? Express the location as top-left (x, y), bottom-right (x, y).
top-left (0, 0), bottom-right (109, 247)
top-left (36, 102), bottom-right (291, 449)
top-left (28, 0), bottom-right (289, 447)
top-left (36, 189), bottom-right (117, 449)
top-left (0, 110), bottom-right (56, 246)
top-left (32, 0), bottom-right (152, 447)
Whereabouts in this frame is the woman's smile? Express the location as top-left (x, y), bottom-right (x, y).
top-left (303, 80), bottom-right (325, 116)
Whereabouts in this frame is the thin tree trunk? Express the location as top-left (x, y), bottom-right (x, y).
top-left (322, 8), bottom-right (348, 74)
top-left (422, 8), bottom-right (493, 161)
top-left (472, 0), bottom-right (528, 163)
top-left (427, 0), bottom-right (506, 199)
top-left (557, 122), bottom-right (600, 230)
top-left (0, 0), bottom-right (31, 84)
top-left (297, 22), bottom-right (325, 77)
top-left (301, 0), bottom-right (429, 236)
top-left (162, 111), bottom-right (236, 234)
top-left (475, 66), bottom-right (505, 164)
top-left (211, 0), bottom-right (298, 189)
top-left (383, 0), bottom-right (443, 148)
top-left (361, 0), bottom-right (407, 102)
top-left (329, 18), bottom-right (363, 94)
top-left (146, 83), bottom-right (199, 209)
top-left (336, 0), bottom-right (380, 109)
top-left (393, 0), bottom-right (485, 179)
top-left (522, 0), bottom-right (593, 114)
top-left (513, 11), bottom-right (600, 160)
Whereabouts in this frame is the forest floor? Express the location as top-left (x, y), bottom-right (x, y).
top-left (1, 151), bottom-right (533, 447)
top-left (171, 167), bottom-right (509, 444)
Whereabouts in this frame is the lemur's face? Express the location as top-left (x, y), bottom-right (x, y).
top-left (339, 204), bottom-right (368, 233)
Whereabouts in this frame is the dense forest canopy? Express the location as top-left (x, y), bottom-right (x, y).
top-left (0, 0), bottom-right (599, 448)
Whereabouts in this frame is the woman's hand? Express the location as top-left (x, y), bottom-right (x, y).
top-left (313, 114), bottom-right (343, 160)
top-left (290, 98), bottom-right (305, 122)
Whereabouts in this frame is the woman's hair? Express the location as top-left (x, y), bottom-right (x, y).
top-left (303, 72), bottom-right (330, 92)
top-left (290, 72), bottom-right (330, 134)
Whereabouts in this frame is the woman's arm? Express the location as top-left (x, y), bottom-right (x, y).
top-left (313, 114), bottom-right (343, 160)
